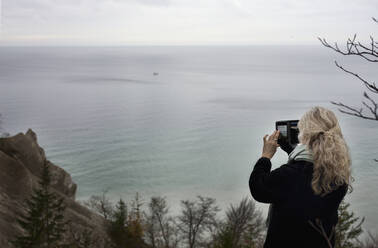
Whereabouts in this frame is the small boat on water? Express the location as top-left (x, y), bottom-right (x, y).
top-left (153, 72), bottom-right (159, 76)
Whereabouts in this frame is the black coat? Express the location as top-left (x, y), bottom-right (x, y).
top-left (249, 145), bottom-right (347, 248)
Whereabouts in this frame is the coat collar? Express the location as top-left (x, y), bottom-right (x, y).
top-left (288, 143), bottom-right (314, 163)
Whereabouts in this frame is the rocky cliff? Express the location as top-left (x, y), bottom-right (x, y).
top-left (0, 129), bottom-right (108, 247)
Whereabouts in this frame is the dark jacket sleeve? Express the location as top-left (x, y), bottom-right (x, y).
top-left (249, 157), bottom-right (292, 204)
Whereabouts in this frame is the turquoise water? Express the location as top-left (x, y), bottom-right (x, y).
top-left (0, 46), bottom-right (377, 232)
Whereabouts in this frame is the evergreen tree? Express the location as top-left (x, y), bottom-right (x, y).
top-left (128, 192), bottom-right (144, 240)
top-left (109, 198), bottom-right (128, 247)
top-left (335, 200), bottom-right (364, 248)
top-left (109, 197), bottom-right (148, 248)
top-left (11, 162), bottom-right (68, 248)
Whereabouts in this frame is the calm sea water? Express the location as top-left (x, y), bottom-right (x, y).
top-left (0, 46), bottom-right (377, 232)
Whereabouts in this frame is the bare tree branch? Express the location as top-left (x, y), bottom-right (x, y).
top-left (319, 19), bottom-right (378, 123)
top-left (361, 231), bottom-right (378, 248)
top-left (318, 35), bottom-right (378, 62)
top-left (177, 196), bottom-right (220, 248)
top-left (308, 219), bottom-right (335, 248)
top-left (362, 92), bottom-right (378, 119)
top-left (83, 189), bottom-right (113, 221)
top-left (331, 101), bottom-right (378, 121)
top-left (213, 198), bottom-right (265, 248)
top-left (145, 196), bottom-right (179, 248)
top-left (334, 61), bottom-right (378, 94)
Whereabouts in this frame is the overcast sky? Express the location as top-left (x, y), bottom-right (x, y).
top-left (0, 0), bottom-right (377, 45)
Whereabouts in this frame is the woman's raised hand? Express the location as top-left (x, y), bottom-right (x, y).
top-left (261, 130), bottom-right (280, 159)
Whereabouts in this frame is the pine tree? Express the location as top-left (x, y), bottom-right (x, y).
top-left (335, 200), bottom-right (364, 248)
top-left (11, 162), bottom-right (68, 248)
top-left (128, 193), bottom-right (144, 240)
top-left (108, 195), bottom-right (148, 248)
top-left (109, 198), bottom-right (128, 247)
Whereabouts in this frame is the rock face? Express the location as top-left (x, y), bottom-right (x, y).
top-left (0, 129), bottom-right (108, 247)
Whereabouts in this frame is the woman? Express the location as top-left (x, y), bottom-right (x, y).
top-left (249, 106), bottom-right (351, 248)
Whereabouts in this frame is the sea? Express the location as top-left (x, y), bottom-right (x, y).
top-left (0, 46), bottom-right (377, 232)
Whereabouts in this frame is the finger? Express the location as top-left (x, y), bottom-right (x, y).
top-left (268, 131), bottom-right (277, 143)
top-left (274, 130), bottom-right (280, 140)
top-left (263, 134), bottom-right (268, 143)
top-left (268, 131), bottom-right (275, 141)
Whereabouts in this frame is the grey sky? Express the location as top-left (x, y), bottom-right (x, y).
top-left (0, 0), bottom-right (377, 45)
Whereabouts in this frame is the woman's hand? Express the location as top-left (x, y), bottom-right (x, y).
top-left (261, 130), bottom-right (280, 159)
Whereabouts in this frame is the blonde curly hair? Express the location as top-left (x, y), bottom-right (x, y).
top-left (298, 106), bottom-right (352, 196)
